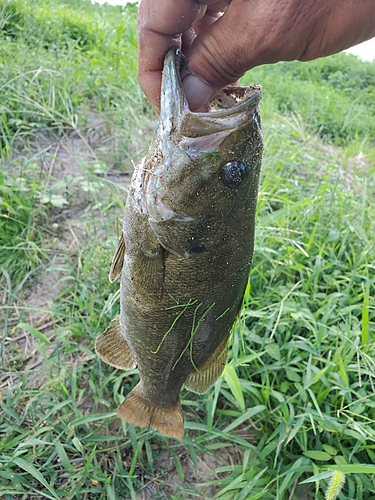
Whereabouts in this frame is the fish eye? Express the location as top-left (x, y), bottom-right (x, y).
top-left (220, 160), bottom-right (246, 189)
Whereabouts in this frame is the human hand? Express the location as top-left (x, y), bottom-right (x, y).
top-left (137, 0), bottom-right (375, 112)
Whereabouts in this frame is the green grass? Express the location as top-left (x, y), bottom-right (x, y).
top-left (243, 53), bottom-right (375, 149)
top-left (1, 0), bottom-right (375, 498)
top-left (0, 0), bottom-right (146, 158)
top-left (0, 163), bottom-right (48, 286)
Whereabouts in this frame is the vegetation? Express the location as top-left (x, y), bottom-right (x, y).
top-left (0, 0), bottom-right (374, 498)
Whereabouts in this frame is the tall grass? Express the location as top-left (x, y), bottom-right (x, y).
top-left (0, 0), bottom-right (374, 498)
top-left (0, 0), bottom-right (145, 154)
top-left (243, 53), bottom-right (375, 148)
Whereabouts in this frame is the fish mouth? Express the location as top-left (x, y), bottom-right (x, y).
top-left (160, 48), bottom-right (262, 140)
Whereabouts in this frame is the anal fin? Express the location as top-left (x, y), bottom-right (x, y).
top-left (109, 233), bottom-right (125, 283)
top-left (117, 383), bottom-right (184, 439)
top-left (185, 335), bottom-right (228, 394)
top-left (95, 316), bottom-right (136, 370)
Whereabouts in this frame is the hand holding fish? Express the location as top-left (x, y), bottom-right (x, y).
top-left (138, 0), bottom-right (375, 112)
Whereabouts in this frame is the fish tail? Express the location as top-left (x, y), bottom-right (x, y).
top-left (117, 384), bottom-right (184, 439)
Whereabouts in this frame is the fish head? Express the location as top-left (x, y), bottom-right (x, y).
top-left (144, 49), bottom-right (263, 258)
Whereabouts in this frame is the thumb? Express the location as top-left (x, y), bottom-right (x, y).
top-left (182, 0), bottom-right (313, 110)
top-left (182, 1), bottom-right (260, 110)
top-left (182, 0), bottom-right (375, 110)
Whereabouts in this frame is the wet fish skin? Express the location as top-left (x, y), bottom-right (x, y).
top-left (95, 48), bottom-right (263, 439)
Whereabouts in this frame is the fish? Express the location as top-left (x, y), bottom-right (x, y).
top-left (95, 48), bottom-right (263, 439)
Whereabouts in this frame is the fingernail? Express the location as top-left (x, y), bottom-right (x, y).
top-left (182, 74), bottom-right (215, 111)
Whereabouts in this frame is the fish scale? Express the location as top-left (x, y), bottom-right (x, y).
top-left (95, 48), bottom-right (263, 439)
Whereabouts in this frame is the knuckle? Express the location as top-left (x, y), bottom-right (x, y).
top-left (193, 33), bottom-right (246, 87)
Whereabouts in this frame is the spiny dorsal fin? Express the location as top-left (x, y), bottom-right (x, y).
top-left (117, 383), bottom-right (184, 439)
top-left (109, 233), bottom-right (125, 283)
top-left (95, 316), bottom-right (136, 370)
top-left (185, 335), bottom-right (228, 394)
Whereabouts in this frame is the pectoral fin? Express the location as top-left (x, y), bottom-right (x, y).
top-left (109, 233), bottom-right (126, 283)
top-left (185, 335), bottom-right (228, 394)
top-left (95, 316), bottom-right (136, 370)
top-left (131, 248), bottom-right (165, 299)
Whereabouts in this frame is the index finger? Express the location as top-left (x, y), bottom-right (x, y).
top-left (138, 0), bottom-right (205, 112)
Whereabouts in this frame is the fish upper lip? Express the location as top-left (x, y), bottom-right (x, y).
top-left (191, 86), bottom-right (262, 118)
top-left (179, 87), bottom-right (262, 139)
top-left (160, 48), bottom-right (262, 139)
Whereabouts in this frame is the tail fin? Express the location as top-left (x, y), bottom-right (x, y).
top-left (117, 384), bottom-right (184, 439)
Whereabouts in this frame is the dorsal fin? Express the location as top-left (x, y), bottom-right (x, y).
top-left (109, 233), bottom-right (125, 283)
top-left (95, 316), bottom-right (136, 370)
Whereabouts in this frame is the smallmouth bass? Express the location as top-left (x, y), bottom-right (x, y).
top-left (95, 48), bottom-right (263, 439)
